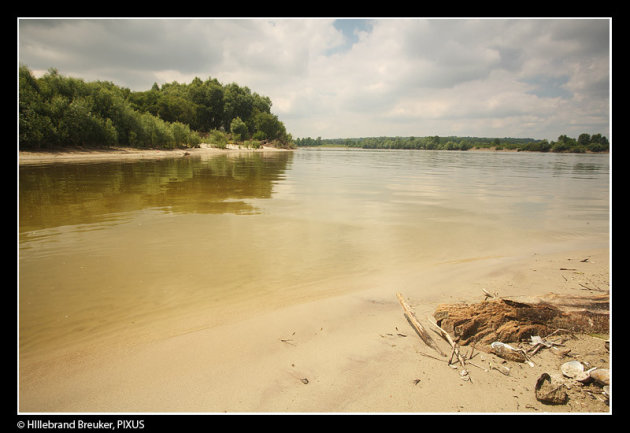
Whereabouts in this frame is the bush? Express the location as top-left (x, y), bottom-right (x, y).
top-left (230, 117), bottom-right (248, 141)
top-left (207, 129), bottom-right (228, 149)
top-left (244, 139), bottom-right (262, 149)
top-left (172, 122), bottom-right (191, 147)
top-left (252, 130), bottom-right (267, 141)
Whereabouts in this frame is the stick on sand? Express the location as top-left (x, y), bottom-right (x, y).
top-left (396, 292), bottom-right (447, 357)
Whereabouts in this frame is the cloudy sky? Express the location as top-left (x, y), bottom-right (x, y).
top-left (18, 18), bottom-right (611, 141)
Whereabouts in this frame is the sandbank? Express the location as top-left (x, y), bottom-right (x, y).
top-left (18, 143), bottom-right (292, 165)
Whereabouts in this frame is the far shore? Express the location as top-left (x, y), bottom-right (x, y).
top-left (297, 145), bottom-right (609, 154)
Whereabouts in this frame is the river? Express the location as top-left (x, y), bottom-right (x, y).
top-left (18, 148), bottom-right (610, 364)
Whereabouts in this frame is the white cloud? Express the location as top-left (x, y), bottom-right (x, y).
top-left (18, 17), bottom-right (610, 141)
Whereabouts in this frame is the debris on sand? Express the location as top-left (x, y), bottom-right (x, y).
top-left (432, 293), bottom-right (609, 349)
top-left (396, 290), bottom-right (610, 408)
top-left (535, 373), bottom-right (568, 405)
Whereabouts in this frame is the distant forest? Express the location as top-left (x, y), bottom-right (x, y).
top-left (19, 65), bottom-right (294, 151)
top-left (296, 133), bottom-right (609, 153)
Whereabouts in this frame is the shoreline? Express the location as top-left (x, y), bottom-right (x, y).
top-left (18, 143), bottom-right (293, 165)
top-left (19, 245), bottom-right (610, 413)
top-left (292, 146), bottom-right (608, 154)
top-left (18, 145), bottom-right (609, 166)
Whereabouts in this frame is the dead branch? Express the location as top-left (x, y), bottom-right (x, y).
top-left (489, 362), bottom-right (511, 376)
top-left (482, 288), bottom-right (497, 300)
top-left (396, 292), bottom-right (447, 357)
top-left (530, 343), bottom-right (544, 356)
top-left (426, 314), bottom-right (467, 369)
top-left (467, 342), bottom-right (476, 360)
top-left (448, 345), bottom-right (456, 365)
top-left (467, 361), bottom-right (488, 372)
top-left (417, 351), bottom-right (448, 363)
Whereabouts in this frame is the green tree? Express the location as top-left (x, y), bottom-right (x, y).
top-left (187, 77), bottom-right (224, 131)
top-left (157, 93), bottom-right (196, 125)
top-left (425, 135), bottom-right (440, 149)
top-left (552, 135), bottom-right (576, 152)
top-left (590, 134), bottom-right (609, 151)
top-left (252, 92), bottom-right (272, 114)
top-left (578, 133), bottom-right (591, 147)
top-left (230, 117), bottom-right (248, 141)
top-left (253, 111), bottom-right (284, 141)
top-left (223, 83), bottom-right (254, 130)
top-left (128, 88), bottom-right (160, 116)
top-left (19, 65), bottom-right (56, 149)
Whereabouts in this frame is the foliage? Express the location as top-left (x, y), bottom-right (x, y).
top-left (295, 133), bottom-right (608, 154)
top-left (128, 76), bottom-right (290, 145)
top-left (206, 130), bottom-right (229, 149)
top-left (230, 117), bottom-right (249, 142)
top-left (19, 65), bottom-right (291, 150)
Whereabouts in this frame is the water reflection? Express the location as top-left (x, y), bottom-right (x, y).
top-left (19, 152), bottom-right (293, 233)
top-left (572, 162), bottom-right (604, 177)
top-left (18, 148), bottom-right (609, 364)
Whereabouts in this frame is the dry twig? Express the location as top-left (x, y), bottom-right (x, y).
top-left (482, 288), bottom-right (497, 300)
top-left (396, 292), bottom-right (446, 357)
top-left (426, 314), bottom-right (467, 370)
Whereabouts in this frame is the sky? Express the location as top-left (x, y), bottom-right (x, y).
top-left (18, 17), bottom-right (611, 141)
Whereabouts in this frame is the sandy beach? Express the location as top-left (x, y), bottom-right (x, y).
top-left (18, 143), bottom-right (291, 165)
top-left (18, 147), bottom-right (611, 414)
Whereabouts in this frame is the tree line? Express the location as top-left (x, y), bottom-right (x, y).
top-left (295, 134), bottom-right (609, 153)
top-left (19, 65), bottom-right (294, 151)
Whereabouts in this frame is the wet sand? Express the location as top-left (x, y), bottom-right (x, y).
top-left (18, 245), bottom-right (610, 414)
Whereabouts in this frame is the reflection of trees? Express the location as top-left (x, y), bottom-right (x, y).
top-left (19, 152), bottom-right (293, 233)
top-left (152, 153), bottom-right (285, 214)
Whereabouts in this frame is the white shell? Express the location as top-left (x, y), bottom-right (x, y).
top-left (561, 360), bottom-right (584, 378)
top-left (589, 368), bottom-right (610, 386)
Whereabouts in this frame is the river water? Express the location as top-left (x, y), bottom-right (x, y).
top-left (18, 149), bottom-right (610, 362)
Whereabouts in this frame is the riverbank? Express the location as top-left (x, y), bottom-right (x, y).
top-left (18, 143), bottom-right (293, 165)
top-left (19, 145), bottom-right (610, 166)
top-left (292, 145), bottom-right (609, 154)
top-left (18, 245), bottom-right (610, 414)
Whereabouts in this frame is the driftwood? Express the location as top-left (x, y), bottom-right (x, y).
top-left (535, 293), bottom-right (609, 313)
top-left (433, 294), bottom-right (609, 350)
top-left (396, 293), bottom-right (447, 357)
top-left (482, 288), bottom-right (498, 300)
top-left (528, 334), bottom-right (566, 356)
top-left (426, 315), bottom-right (467, 370)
